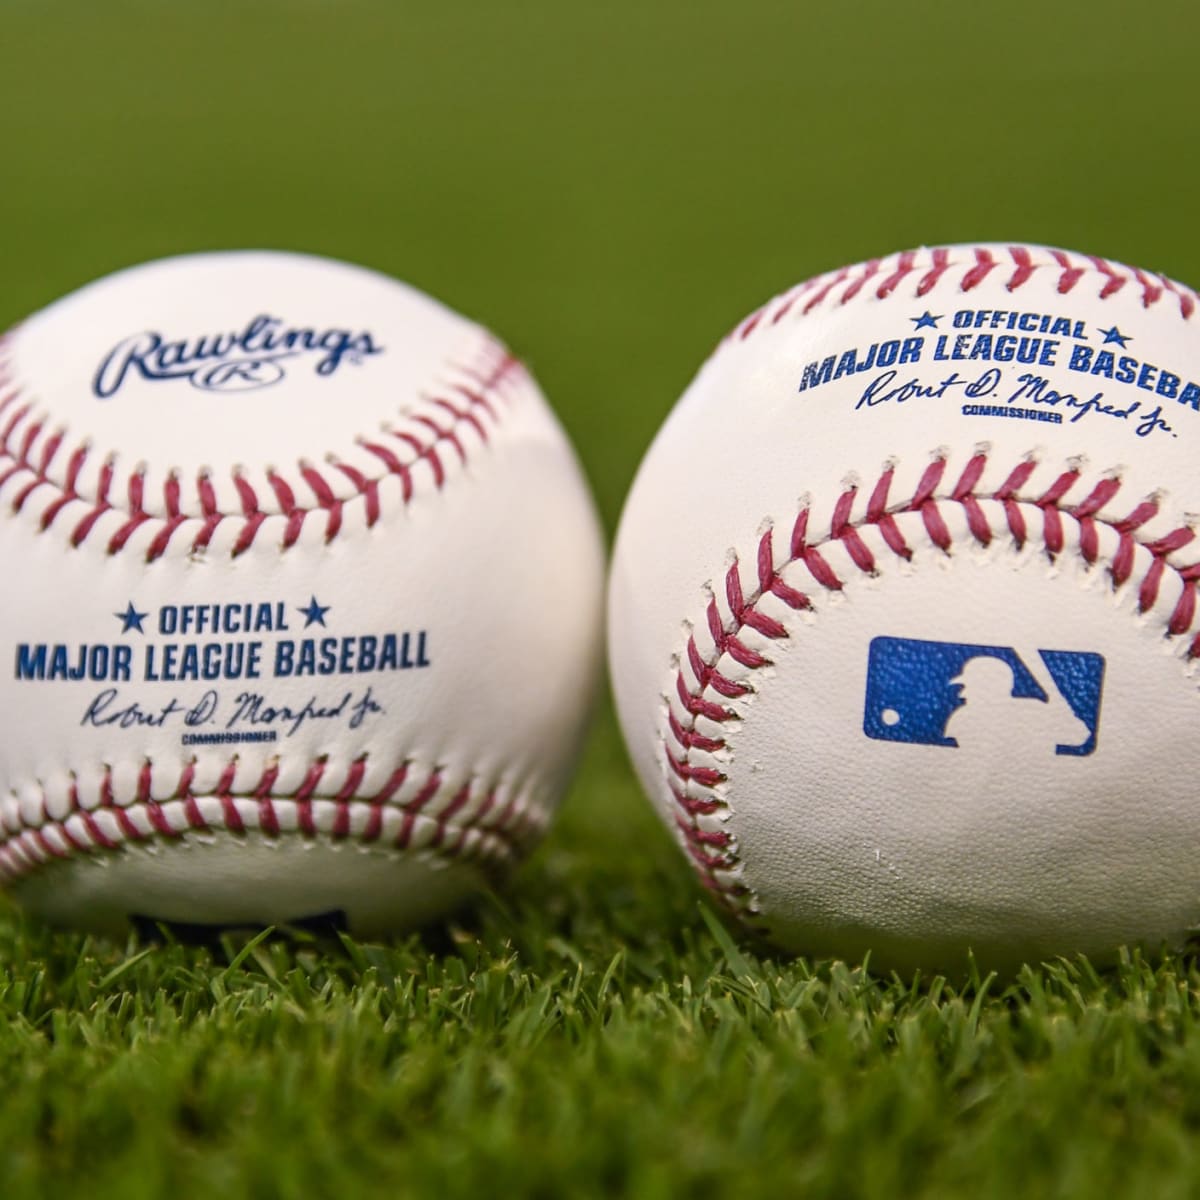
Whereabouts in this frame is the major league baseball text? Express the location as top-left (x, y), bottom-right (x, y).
top-left (0, 251), bottom-right (604, 933)
top-left (609, 244), bottom-right (1200, 973)
top-left (18, 596), bottom-right (428, 745)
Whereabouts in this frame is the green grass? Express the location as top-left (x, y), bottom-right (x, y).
top-left (6, 880), bottom-right (1200, 1199)
top-left (4, 1), bottom-right (1200, 1195)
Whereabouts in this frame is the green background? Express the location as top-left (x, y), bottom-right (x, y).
top-left (2, 2), bottom-right (1200, 1197)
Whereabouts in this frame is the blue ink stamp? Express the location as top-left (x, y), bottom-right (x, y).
top-left (863, 635), bottom-right (1104, 757)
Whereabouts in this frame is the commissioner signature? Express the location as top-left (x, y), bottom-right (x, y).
top-left (81, 686), bottom-right (385, 738)
top-left (1007, 374), bottom-right (1173, 438)
top-left (857, 367), bottom-right (1001, 408)
top-left (858, 368), bottom-right (1174, 439)
top-left (225, 689), bottom-right (384, 738)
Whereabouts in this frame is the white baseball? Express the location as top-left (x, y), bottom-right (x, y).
top-left (0, 251), bottom-right (604, 935)
top-left (610, 243), bottom-right (1200, 972)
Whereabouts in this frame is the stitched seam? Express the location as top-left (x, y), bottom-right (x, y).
top-left (0, 758), bottom-right (543, 883)
top-left (0, 331), bottom-right (525, 561)
top-left (663, 455), bottom-right (1200, 922)
top-left (732, 244), bottom-right (1197, 344)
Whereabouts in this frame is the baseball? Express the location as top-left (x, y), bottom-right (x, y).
top-left (609, 244), bottom-right (1200, 973)
top-left (0, 251), bottom-right (604, 935)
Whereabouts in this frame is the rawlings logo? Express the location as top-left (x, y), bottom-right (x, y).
top-left (93, 315), bottom-right (384, 398)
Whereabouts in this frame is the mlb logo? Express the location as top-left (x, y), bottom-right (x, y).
top-left (863, 637), bottom-right (1105, 757)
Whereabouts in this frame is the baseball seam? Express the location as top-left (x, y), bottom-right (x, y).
top-left (665, 246), bottom-right (1200, 923)
top-left (0, 756), bottom-right (543, 884)
top-left (728, 244), bottom-right (1197, 345)
top-left (0, 331), bottom-right (525, 560)
top-left (666, 459), bottom-right (1200, 921)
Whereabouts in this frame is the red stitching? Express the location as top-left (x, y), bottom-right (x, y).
top-left (0, 337), bottom-right (524, 561)
top-left (1006, 245), bottom-right (1036, 291)
top-left (837, 258), bottom-right (882, 305)
top-left (725, 244), bottom-right (1198, 345)
top-left (960, 248), bottom-right (998, 292)
top-left (0, 756), bottom-right (537, 884)
top-left (766, 278), bottom-right (822, 327)
top-left (664, 456), bottom-right (1200, 920)
top-left (802, 267), bottom-right (852, 315)
top-left (875, 250), bottom-right (918, 299)
top-left (916, 247), bottom-right (952, 297)
top-left (1048, 249), bottom-right (1084, 294)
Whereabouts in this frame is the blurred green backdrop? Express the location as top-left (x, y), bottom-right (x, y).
top-left (3, 0), bottom-right (1198, 531)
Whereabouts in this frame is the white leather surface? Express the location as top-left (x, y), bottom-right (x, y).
top-left (0, 251), bottom-right (604, 932)
top-left (609, 244), bottom-right (1200, 971)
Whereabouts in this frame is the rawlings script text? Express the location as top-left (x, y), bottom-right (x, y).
top-left (93, 315), bottom-right (383, 398)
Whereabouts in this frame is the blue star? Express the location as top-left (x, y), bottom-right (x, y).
top-left (299, 596), bottom-right (330, 628)
top-left (1099, 325), bottom-right (1131, 347)
top-left (115, 603), bottom-right (148, 634)
top-left (911, 311), bottom-right (942, 330)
